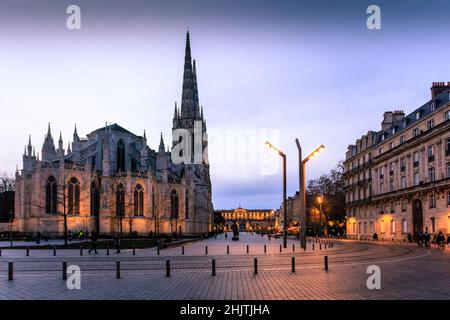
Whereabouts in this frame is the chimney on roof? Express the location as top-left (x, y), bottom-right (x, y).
top-left (431, 82), bottom-right (450, 99)
top-left (381, 111), bottom-right (393, 130)
top-left (393, 110), bottom-right (405, 123)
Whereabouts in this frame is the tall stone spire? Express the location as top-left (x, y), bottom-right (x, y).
top-left (73, 124), bottom-right (79, 141)
top-left (58, 132), bottom-right (63, 149)
top-left (42, 123), bottom-right (56, 161)
top-left (173, 101), bottom-right (179, 128)
top-left (180, 30), bottom-right (196, 120)
top-left (27, 135), bottom-right (32, 156)
top-left (46, 123), bottom-right (52, 139)
top-left (158, 132), bottom-right (165, 153)
top-left (193, 59), bottom-right (200, 118)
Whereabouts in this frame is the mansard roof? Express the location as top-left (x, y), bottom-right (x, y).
top-left (374, 89), bottom-right (450, 146)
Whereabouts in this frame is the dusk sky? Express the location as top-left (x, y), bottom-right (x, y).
top-left (1, 0), bottom-right (450, 209)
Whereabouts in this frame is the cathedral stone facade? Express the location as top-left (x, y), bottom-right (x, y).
top-left (13, 32), bottom-right (213, 237)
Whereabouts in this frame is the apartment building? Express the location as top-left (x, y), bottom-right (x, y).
top-left (344, 82), bottom-right (450, 240)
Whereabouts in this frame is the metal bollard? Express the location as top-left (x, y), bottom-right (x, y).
top-left (319, 243), bottom-right (322, 250)
top-left (205, 245), bottom-right (208, 255)
top-left (279, 244), bottom-right (282, 253)
top-left (62, 261), bottom-right (67, 280)
top-left (253, 258), bottom-right (258, 275)
top-left (292, 244), bottom-right (295, 252)
top-left (312, 244), bottom-right (315, 250)
top-left (53, 246), bottom-right (56, 256)
top-left (107, 247), bottom-right (110, 256)
top-left (291, 256), bottom-right (295, 273)
top-left (157, 245), bottom-right (160, 256)
top-left (116, 261), bottom-right (121, 279)
top-left (182, 246), bottom-right (185, 255)
top-left (303, 246), bottom-right (306, 251)
top-left (80, 247), bottom-right (83, 256)
top-left (0, 248), bottom-right (2, 256)
top-left (117, 246), bottom-right (121, 254)
top-left (166, 260), bottom-right (171, 277)
top-left (8, 262), bottom-right (13, 281)
top-left (227, 245), bottom-right (229, 254)
top-left (247, 245), bottom-right (249, 254)
top-left (264, 244), bottom-right (266, 253)
top-left (324, 256), bottom-right (329, 271)
top-left (133, 248), bottom-right (136, 256)
top-left (26, 247), bottom-right (29, 256)
top-left (212, 259), bottom-right (216, 276)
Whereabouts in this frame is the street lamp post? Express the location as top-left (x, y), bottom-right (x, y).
top-left (295, 139), bottom-right (325, 249)
top-left (9, 211), bottom-right (13, 248)
top-left (265, 141), bottom-right (288, 248)
top-left (317, 196), bottom-right (323, 237)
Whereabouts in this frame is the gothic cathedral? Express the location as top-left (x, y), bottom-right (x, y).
top-left (14, 32), bottom-right (213, 237)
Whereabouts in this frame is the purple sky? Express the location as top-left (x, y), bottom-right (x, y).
top-left (1, 0), bottom-right (450, 209)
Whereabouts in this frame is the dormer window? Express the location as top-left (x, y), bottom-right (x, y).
top-left (392, 127), bottom-right (397, 134)
top-left (431, 101), bottom-right (436, 111)
top-left (415, 111), bottom-right (421, 120)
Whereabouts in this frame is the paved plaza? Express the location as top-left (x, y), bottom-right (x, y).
top-left (0, 233), bottom-right (449, 300)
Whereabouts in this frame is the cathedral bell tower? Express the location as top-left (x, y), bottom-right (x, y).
top-left (172, 31), bottom-right (208, 165)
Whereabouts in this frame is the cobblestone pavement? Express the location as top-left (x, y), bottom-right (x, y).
top-left (0, 233), bottom-right (448, 300)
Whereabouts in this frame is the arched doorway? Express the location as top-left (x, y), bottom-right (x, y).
top-left (412, 199), bottom-right (423, 236)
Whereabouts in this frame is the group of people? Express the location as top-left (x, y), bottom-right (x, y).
top-left (415, 229), bottom-right (448, 249)
top-left (34, 231), bottom-right (51, 244)
top-left (67, 230), bottom-right (88, 241)
top-left (372, 228), bottom-right (448, 249)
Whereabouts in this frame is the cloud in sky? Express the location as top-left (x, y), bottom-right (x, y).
top-left (1, 0), bottom-right (450, 209)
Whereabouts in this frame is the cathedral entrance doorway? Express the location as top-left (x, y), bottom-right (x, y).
top-left (412, 199), bottom-right (423, 236)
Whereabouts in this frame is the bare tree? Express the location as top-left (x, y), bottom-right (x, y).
top-left (0, 174), bottom-right (15, 224)
top-left (27, 162), bottom-right (91, 246)
top-left (0, 174), bottom-right (15, 193)
top-left (104, 174), bottom-right (136, 242)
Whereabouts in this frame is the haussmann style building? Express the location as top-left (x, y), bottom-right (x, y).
top-left (12, 32), bottom-right (213, 237)
top-left (344, 82), bottom-right (450, 241)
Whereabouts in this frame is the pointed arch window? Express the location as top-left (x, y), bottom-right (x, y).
top-left (171, 190), bottom-right (179, 219)
top-left (68, 177), bottom-right (80, 214)
top-left (117, 139), bottom-right (125, 172)
top-left (90, 182), bottom-right (100, 217)
top-left (45, 176), bottom-right (57, 214)
top-left (116, 183), bottom-right (125, 217)
top-left (134, 184), bottom-right (144, 216)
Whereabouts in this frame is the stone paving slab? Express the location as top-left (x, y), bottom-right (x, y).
top-left (0, 234), bottom-right (448, 300)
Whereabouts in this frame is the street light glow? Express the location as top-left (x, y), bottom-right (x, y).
top-left (304, 144), bottom-right (325, 163)
top-left (265, 141), bottom-right (286, 157)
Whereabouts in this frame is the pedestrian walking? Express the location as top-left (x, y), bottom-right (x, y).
top-left (88, 231), bottom-right (98, 254)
